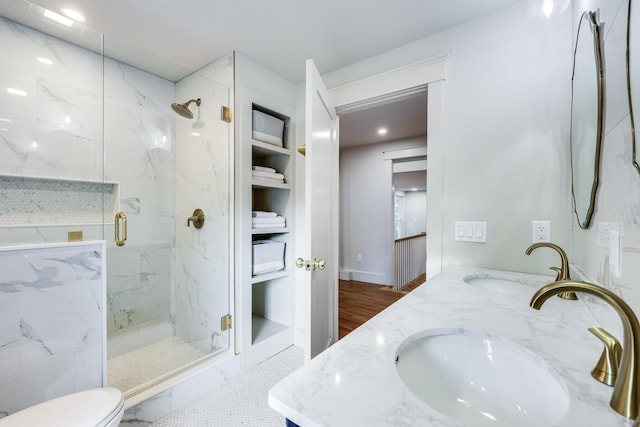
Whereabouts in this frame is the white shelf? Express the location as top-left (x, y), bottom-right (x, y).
top-left (252, 314), bottom-right (289, 345)
top-left (251, 269), bottom-right (290, 284)
top-left (0, 173), bottom-right (118, 185)
top-left (251, 179), bottom-right (291, 190)
top-left (251, 227), bottom-right (290, 235)
top-left (251, 140), bottom-right (290, 156)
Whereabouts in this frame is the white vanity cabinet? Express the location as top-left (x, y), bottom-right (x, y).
top-left (236, 87), bottom-right (296, 367)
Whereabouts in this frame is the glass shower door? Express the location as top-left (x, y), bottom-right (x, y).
top-left (103, 43), bottom-right (233, 392)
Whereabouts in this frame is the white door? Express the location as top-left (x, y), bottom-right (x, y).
top-left (302, 59), bottom-right (339, 360)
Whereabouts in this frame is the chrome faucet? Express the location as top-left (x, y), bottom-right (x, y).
top-left (530, 280), bottom-right (640, 422)
top-left (525, 242), bottom-right (577, 300)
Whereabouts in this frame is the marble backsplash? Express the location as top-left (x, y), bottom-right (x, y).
top-left (0, 241), bottom-right (106, 417)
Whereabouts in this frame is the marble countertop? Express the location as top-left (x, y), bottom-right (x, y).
top-left (269, 266), bottom-right (633, 426)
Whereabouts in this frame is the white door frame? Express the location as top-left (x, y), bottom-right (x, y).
top-left (329, 53), bottom-right (448, 278)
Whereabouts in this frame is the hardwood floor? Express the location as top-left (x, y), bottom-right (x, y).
top-left (338, 273), bottom-right (425, 339)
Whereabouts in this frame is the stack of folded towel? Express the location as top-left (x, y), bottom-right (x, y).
top-left (252, 211), bottom-right (286, 229)
top-left (252, 166), bottom-right (285, 183)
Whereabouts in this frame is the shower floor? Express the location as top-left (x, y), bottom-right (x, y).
top-left (108, 336), bottom-right (207, 392)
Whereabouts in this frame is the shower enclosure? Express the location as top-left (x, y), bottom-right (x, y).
top-left (0, 0), bottom-right (233, 395)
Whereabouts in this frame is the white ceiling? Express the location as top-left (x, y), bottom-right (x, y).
top-left (2, 0), bottom-right (523, 149)
top-left (394, 171), bottom-right (427, 192)
top-left (14, 0), bottom-right (524, 83)
top-left (339, 92), bottom-right (427, 149)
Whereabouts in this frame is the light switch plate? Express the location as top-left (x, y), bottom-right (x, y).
top-left (597, 222), bottom-right (621, 248)
top-left (455, 221), bottom-right (487, 243)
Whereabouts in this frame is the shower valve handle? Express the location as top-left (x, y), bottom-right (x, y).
top-left (187, 209), bottom-right (205, 229)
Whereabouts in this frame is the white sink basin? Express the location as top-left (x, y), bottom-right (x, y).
top-left (463, 275), bottom-right (532, 294)
top-left (395, 328), bottom-right (570, 427)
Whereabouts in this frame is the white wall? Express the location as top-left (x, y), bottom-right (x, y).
top-left (340, 137), bottom-right (425, 285)
top-left (326, 4), bottom-right (574, 276)
top-left (403, 191), bottom-right (427, 236)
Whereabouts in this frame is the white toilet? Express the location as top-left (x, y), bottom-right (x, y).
top-left (0, 387), bottom-right (124, 427)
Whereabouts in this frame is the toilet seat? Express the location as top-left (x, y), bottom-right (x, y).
top-left (0, 387), bottom-right (124, 427)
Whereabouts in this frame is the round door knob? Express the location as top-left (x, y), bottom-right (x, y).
top-left (295, 258), bottom-right (305, 269)
top-left (314, 258), bottom-right (326, 270)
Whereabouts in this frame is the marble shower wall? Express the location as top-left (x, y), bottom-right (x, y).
top-left (174, 54), bottom-right (234, 354)
top-left (0, 15), bottom-right (179, 357)
top-left (570, 0), bottom-right (640, 332)
top-left (0, 241), bottom-right (106, 417)
top-left (0, 15), bottom-right (107, 245)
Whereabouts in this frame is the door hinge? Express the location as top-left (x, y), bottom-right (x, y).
top-left (221, 106), bottom-right (232, 123)
top-left (221, 314), bottom-right (233, 331)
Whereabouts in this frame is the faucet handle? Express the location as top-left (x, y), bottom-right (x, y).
top-left (589, 327), bottom-right (622, 387)
top-left (548, 267), bottom-right (578, 300)
top-left (549, 266), bottom-right (562, 281)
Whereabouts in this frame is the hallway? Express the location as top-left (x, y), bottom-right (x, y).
top-left (338, 273), bottom-right (425, 339)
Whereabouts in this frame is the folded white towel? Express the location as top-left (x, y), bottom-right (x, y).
top-left (252, 211), bottom-right (278, 218)
top-left (252, 170), bottom-right (285, 181)
top-left (252, 222), bottom-right (286, 229)
top-left (252, 260), bottom-right (284, 275)
top-left (252, 131), bottom-right (283, 147)
top-left (252, 216), bottom-right (286, 225)
top-left (252, 165), bottom-right (276, 173)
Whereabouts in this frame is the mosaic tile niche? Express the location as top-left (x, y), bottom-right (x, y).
top-left (0, 175), bottom-right (118, 226)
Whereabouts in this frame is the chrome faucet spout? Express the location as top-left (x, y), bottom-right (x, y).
top-left (530, 280), bottom-right (640, 421)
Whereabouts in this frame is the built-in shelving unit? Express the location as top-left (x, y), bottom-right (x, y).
top-left (236, 87), bottom-right (296, 367)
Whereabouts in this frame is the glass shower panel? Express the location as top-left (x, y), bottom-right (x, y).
top-left (0, 0), bottom-right (106, 246)
top-left (174, 72), bottom-right (231, 357)
top-left (103, 41), bottom-right (232, 392)
top-left (1, 0), bottom-right (233, 396)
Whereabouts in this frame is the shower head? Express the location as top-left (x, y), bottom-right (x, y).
top-left (171, 98), bottom-right (201, 119)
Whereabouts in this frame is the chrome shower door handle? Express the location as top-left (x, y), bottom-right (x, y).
top-left (115, 212), bottom-right (127, 247)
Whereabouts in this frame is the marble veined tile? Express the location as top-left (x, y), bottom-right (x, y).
top-left (0, 241), bottom-right (105, 416)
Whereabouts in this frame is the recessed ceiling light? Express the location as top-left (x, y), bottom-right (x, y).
top-left (377, 127), bottom-right (388, 135)
top-left (43, 9), bottom-right (74, 27)
top-left (37, 57), bottom-right (54, 65)
top-left (7, 88), bottom-right (27, 96)
top-left (190, 132), bottom-right (201, 137)
top-left (61, 8), bottom-right (85, 23)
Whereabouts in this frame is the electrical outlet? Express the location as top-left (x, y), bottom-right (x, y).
top-left (532, 221), bottom-right (551, 243)
top-left (357, 254), bottom-right (363, 262)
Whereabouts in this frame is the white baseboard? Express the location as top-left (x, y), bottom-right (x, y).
top-left (340, 269), bottom-right (389, 285)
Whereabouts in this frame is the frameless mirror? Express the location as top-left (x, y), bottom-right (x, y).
top-left (629, 1), bottom-right (640, 174)
top-left (570, 10), bottom-right (604, 229)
